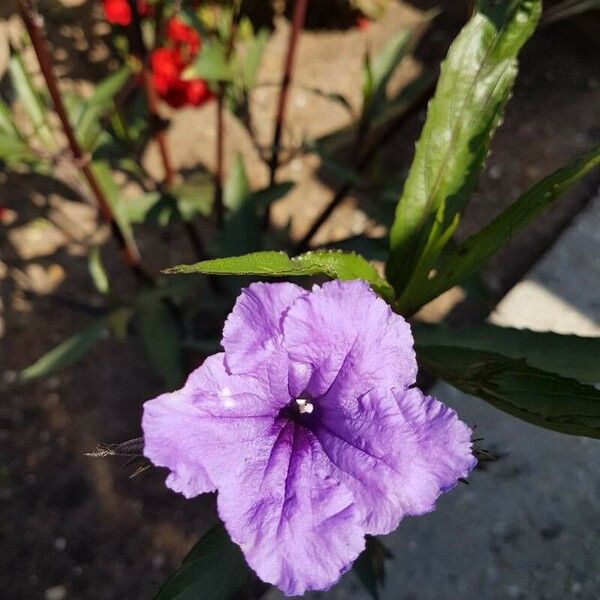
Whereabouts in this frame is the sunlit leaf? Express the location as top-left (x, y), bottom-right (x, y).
top-left (387, 0), bottom-right (541, 295)
top-left (183, 39), bottom-right (233, 82)
top-left (398, 145), bottom-right (600, 314)
top-left (88, 246), bottom-right (110, 295)
top-left (9, 51), bottom-right (55, 148)
top-left (164, 250), bottom-right (395, 302)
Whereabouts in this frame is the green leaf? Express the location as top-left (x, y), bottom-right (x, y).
top-left (90, 160), bottom-right (139, 257)
top-left (164, 250), bottom-right (395, 302)
top-left (88, 246), bottom-right (110, 295)
top-left (0, 97), bottom-right (19, 137)
top-left (414, 323), bottom-right (600, 385)
top-left (183, 39), bottom-right (233, 82)
top-left (365, 29), bottom-right (411, 117)
top-left (240, 28), bottom-right (269, 90)
top-left (386, 0), bottom-right (541, 295)
top-left (137, 295), bottom-right (184, 390)
top-left (352, 536), bottom-right (391, 600)
top-left (153, 523), bottom-right (250, 600)
top-left (399, 144), bottom-right (600, 314)
top-left (9, 51), bottom-right (55, 148)
top-left (417, 345), bottom-right (600, 439)
top-left (0, 132), bottom-right (37, 163)
top-left (77, 66), bottom-right (131, 151)
top-left (19, 319), bottom-right (107, 382)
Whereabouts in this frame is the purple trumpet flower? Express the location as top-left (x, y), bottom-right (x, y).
top-left (143, 280), bottom-right (476, 595)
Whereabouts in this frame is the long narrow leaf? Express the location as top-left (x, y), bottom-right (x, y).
top-left (164, 250), bottom-right (395, 302)
top-left (414, 323), bottom-right (600, 385)
top-left (19, 319), bottom-right (107, 382)
top-left (386, 0), bottom-right (541, 293)
top-left (398, 145), bottom-right (600, 313)
top-left (418, 345), bottom-right (600, 439)
top-left (9, 52), bottom-right (55, 148)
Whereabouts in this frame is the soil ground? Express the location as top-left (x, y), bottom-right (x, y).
top-left (1, 1), bottom-right (599, 599)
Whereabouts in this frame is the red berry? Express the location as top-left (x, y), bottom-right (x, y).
top-left (103, 0), bottom-right (132, 26)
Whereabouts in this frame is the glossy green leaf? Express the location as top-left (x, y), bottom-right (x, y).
top-left (399, 145), bottom-right (600, 313)
top-left (153, 523), bottom-right (249, 600)
top-left (164, 250), bottom-right (395, 302)
top-left (387, 0), bottom-right (541, 294)
top-left (9, 52), bottom-right (55, 148)
top-left (417, 345), bottom-right (600, 439)
top-left (414, 323), bottom-right (600, 385)
top-left (88, 246), bottom-right (110, 295)
top-left (19, 319), bottom-right (107, 382)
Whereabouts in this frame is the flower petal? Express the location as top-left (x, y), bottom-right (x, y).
top-left (282, 280), bottom-right (417, 398)
top-left (215, 420), bottom-right (365, 596)
top-left (142, 353), bottom-right (286, 498)
top-left (312, 386), bottom-right (476, 535)
top-left (222, 282), bottom-right (307, 375)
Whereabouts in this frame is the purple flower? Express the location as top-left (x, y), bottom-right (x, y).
top-left (143, 280), bottom-right (476, 596)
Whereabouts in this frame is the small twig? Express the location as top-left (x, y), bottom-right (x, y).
top-left (17, 0), bottom-right (150, 284)
top-left (263, 0), bottom-right (309, 228)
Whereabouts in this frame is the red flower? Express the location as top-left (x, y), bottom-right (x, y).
top-left (151, 48), bottom-right (184, 95)
top-left (103, 0), bottom-right (131, 26)
top-left (166, 17), bottom-right (201, 56)
top-left (102, 0), bottom-right (151, 26)
top-left (356, 16), bottom-right (371, 31)
top-left (185, 79), bottom-right (212, 106)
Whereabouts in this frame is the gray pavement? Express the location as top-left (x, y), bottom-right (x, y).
top-left (268, 193), bottom-right (600, 600)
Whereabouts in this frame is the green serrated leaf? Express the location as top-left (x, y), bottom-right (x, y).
top-left (240, 28), bottom-right (269, 90)
top-left (414, 323), bottom-right (600, 385)
top-left (164, 250), bottom-right (395, 302)
top-left (19, 319), bottom-right (107, 382)
top-left (417, 345), bottom-right (600, 439)
top-left (0, 132), bottom-right (37, 163)
top-left (386, 0), bottom-right (541, 295)
top-left (88, 246), bottom-right (110, 295)
top-left (398, 144), bottom-right (600, 314)
top-left (9, 51), bottom-right (55, 148)
top-left (154, 523), bottom-right (250, 600)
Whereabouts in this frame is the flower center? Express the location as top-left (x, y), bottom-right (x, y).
top-left (295, 397), bottom-right (314, 415)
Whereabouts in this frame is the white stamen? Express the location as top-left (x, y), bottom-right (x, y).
top-left (296, 397), bottom-right (314, 414)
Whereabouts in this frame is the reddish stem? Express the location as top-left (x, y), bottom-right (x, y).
top-left (264, 0), bottom-right (309, 227)
top-left (17, 0), bottom-right (148, 282)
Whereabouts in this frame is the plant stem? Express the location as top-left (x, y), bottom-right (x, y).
top-left (17, 0), bottom-right (149, 283)
top-left (127, 0), bottom-right (174, 186)
top-left (264, 0), bottom-right (309, 228)
top-left (293, 77), bottom-right (436, 253)
top-left (213, 87), bottom-right (226, 228)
